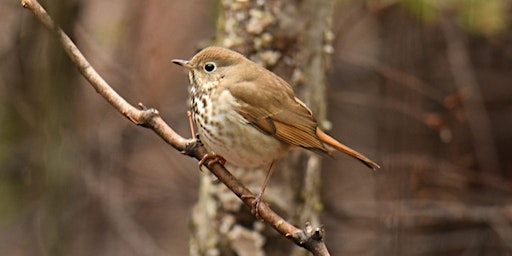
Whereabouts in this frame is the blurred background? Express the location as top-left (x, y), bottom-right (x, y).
top-left (1, 0), bottom-right (511, 255)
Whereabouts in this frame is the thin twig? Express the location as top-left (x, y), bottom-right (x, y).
top-left (331, 199), bottom-right (512, 222)
top-left (330, 199), bottom-right (512, 248)
top-left (337, 51), bottom-right (447, 105)
top-left (440, 12), bottom-right (501, 174)
top-left (20, 0), bottom-right (330, 254)
top-left (82, 168), bottom-right (168, 256)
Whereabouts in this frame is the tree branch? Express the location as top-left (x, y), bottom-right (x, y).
top-left (20, 0), bottom-right (330, 254)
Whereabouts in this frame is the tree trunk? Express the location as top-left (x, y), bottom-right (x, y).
top-left (189, 0), bottom-right (334, 255)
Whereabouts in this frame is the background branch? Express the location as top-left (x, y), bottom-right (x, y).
top-left (440, 12), bottom-right (501, 174)
top-left (20, 0), bottom-right (329, 254)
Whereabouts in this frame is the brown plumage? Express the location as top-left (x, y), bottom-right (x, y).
top-left (173, 47), bottom-right (380, 170)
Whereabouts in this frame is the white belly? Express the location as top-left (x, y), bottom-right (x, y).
top-left (193, 89), bottom-right (290, 168)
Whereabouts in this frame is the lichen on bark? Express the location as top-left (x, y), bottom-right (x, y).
top-left (190, 0), bottom-right (334, 255)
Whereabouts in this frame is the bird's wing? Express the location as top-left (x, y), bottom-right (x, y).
top-left (226, 67), bottom-right (328, 153)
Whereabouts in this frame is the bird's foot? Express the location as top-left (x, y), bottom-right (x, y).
top-left (198, 153), bottom-right (226, 170)
top-left (241, 193), bottom-right (266, 220)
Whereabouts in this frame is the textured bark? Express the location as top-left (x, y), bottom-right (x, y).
top-left (189, 0), bottom-right (334, 255)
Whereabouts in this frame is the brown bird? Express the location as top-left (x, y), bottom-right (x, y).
top-left (173, 47), bottom-right (379, 209)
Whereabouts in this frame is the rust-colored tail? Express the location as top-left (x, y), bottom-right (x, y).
top-left (317, 129), bottom-right (380, 170)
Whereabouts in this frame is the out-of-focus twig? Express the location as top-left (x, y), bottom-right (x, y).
top-left (440, 12), bottom-right (501, 174)
top-left (331, 91), bottom-right (453, 142)
top-left (329, 199), bottom-right (512, 252)
top-left (338, 51), bottom-right (447, 105)
top-left (332, 199), bottom-right (512, 251)
top-left (82, 169), bottom-right (168, 256)
top-left (332, 200), bottom-right (512, 224)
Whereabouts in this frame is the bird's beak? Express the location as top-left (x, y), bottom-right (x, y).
top-left (172, 59), bottom-right (193, 69)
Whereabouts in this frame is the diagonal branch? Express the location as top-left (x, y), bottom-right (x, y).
top-left (20, 0), bottom-right (330, 255)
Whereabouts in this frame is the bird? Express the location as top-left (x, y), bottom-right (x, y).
top-left (172, 47), bottom-right (379, 213)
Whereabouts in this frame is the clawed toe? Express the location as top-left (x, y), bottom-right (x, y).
top-left (242, 193), bottom-right (265, 219)
top-left (198, 153), bottom-right (227, 170)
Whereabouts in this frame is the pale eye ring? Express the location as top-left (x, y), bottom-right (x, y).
top-left (204, 62), bottom-right (216, 72)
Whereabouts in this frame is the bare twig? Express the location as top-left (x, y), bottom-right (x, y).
top-left (338, 51), bottom-right (447, 105)
top-left (20, 0), bottom-right (330, 254)
top-left (82, 168), bottom-right (168, 256)
top-left (332, 200), bottom-right (512, 224)
top-left (440, 12), bottom-right (501, 174)
top-left (331, 91), bottom-right (453, 142)
top-left (330, 199), bottom-right (512, 251)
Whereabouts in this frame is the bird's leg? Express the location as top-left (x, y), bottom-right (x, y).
top-left (186, 110), bottom-right (196, 139)
top-left (242, 161), bottom-right (275, 219)
top-left (198, 153), bottom-right (227, 170)
top-left (180, 111), bottom-right (201, 157)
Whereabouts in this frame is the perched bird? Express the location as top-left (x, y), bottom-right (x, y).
top-left (173, 47), bottom-right (379, 211)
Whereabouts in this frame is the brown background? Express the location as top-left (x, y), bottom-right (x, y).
top-left (1, 0), bottom-right (511, 255)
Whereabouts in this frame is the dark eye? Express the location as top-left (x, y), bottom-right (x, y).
top-left (204, 62), bottom-right (216, 72)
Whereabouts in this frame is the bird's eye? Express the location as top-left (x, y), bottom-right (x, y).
top-left (204, 62), bottom-right (216, 72)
